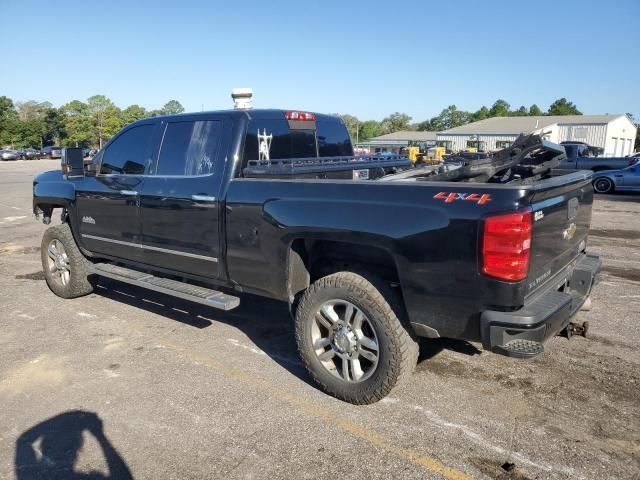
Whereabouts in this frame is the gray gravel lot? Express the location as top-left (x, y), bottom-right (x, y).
top-left (1, 160), bottom-right (639, 479)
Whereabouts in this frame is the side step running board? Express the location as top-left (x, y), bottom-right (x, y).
top-left (88, 263), bottom-right (240, 311)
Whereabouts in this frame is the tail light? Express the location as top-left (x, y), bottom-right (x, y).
top-left (285, 111), bottom-right (316, 121)
top-left (482, 210), bottom-right (532, 281)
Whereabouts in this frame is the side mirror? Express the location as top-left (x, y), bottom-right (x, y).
top-left (62, 148), bottom-right (85, 178)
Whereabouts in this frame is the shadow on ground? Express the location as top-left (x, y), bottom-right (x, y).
top-left (92, 278), bottom-right (311, 383)
top-left (15, 410), bottom-right (133, 480)
top-left (15, 271), bottom-right (481, 392)
top-left (89, 278), bottom-right (474, 389)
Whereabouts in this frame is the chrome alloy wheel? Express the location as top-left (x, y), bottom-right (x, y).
top-left (593, 178), bottom-right (612, 193)
top-left (46, 239), bottom-right (70, 286)
top-left (311, 300), bottom-right (380, 383)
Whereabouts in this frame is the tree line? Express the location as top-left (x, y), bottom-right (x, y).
top-left (337, 98), bottom-right (584, 143)
top-left (0, 95), bottom-right (184, 149)
top-left (0, 94), bottom-right (591, 149)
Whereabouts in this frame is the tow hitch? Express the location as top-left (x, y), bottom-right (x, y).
top-left (564, 320), bottom-right (589, 339)
top-left (564, 294), bottom-right (594, 339)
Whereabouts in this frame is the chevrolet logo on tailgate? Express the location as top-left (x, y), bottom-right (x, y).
top-left (563, 223), bottom-right (577, 240)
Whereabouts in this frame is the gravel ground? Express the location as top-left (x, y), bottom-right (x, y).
top-left (1, 159), bottom-right (638, 479)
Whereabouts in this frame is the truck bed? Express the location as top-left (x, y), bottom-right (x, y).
top-left (224, 168), bottom-right (595, 344)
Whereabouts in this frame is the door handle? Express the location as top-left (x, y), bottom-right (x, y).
top-left (120, 190), bottom-right (138, 196)
top-left (191, 195), bottom-right (217, 202)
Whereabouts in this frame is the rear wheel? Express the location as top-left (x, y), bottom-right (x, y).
top-left (295, 271), bottom-right (418, 404)
top-left (41, 223), bottom-right (95, 299)
top-left (593, 177), bottom-right (613, 194)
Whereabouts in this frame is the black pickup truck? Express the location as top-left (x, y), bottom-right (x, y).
top-left (33, 108), bottom-right (601, 404)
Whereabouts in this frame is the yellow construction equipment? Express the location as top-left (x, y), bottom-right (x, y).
top-left (406, 146), bottom-right (420, 162)
top-left (465, 140), bottom-right (486, 153)
top-left (404, 142), bottom-right (453, 165)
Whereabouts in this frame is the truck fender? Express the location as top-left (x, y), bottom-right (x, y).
top-left (33, 180), bottom-right (76, 217)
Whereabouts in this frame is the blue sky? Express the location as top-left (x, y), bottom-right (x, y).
top-left (1, 0), bottom-right (638, 121)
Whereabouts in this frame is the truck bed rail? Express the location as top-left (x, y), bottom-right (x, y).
top-left (243, 155), bottom-right (412, 179)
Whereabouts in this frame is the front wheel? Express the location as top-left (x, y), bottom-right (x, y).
top-left (593, 177), bottom-right (613, 194)
top-left (295, 272), bottom-right (419, 404)
top-left (41, 223), bottom-right (95, 299)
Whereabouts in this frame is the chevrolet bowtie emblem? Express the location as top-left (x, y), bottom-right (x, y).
top-left (563, 223), bottom-right (577, 240)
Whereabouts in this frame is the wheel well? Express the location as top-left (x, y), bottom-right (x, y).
top-left (287, 239), bottom-right (400, 303)
top-left (35, 203), bottom-right (67, 224)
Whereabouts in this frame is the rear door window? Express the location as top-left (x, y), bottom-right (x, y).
top-left (100, 124), bottom-right (154, 174)
top-left (242, 116), bottom-right (352, 165)
top-left (316, 120), bottom-right (353, 157)
top-left (156, 120), bottom-right (222, 176)
top-left (244, 118), bottom-right (317, 162)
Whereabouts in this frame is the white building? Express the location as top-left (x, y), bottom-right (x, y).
top-left (437, 115), bottom-right (637, 156)
top-left (358, 131), bottom-right (437, 154)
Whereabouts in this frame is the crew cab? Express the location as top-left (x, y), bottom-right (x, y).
top-left (559, 142), bottom-right (635, 171)
top-left (33, 107), bottom-right (601, 404)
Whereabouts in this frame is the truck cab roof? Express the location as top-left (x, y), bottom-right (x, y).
top-left (131, 109), bottom-right (343, 124)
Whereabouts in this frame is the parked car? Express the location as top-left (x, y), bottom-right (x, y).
top-left (33, 108), bottom-right (600, 404)
top-left (592, 161), bottom-right (640, 193)
top-left (41, 146), bottom-right (63, 159)
top-left (559, 143), bottom-right (635, 171)
top-left (0, 149), bottom-right (19, 161)
top-left (18, 148), bottom-right (41, 160)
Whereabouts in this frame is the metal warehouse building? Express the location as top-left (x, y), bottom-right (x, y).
top-left (437, 115), bottom-right (637, 156)
top-left (357, 131), bottom-right (437, 154)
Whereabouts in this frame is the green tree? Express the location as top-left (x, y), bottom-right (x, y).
top-left (42, 108), bottom-right (65, 146)
top-left (430, 105), bottom-right (470, 130)
top-left (15, 118), bottom-right (46, 148)
top-left (103, 106), bottom-right (125, 139)
top-left (510, 106), bottom-right (528, 117)
top-left (0, 96), bottom-right (19, 146)
top-left (61, 100), bottom-right (93, 147)
top-left (380, 112), bottom-right (412, 134)
top-left (161, 100), bottom-right (185, 115)
top-left (358, 120), bottom-right (382, 141)
top-left (423, 116), bottom-right (445, 132)
top-left (336, 114), bottom-right (359, 142)
top-left (414, 119), bottom-right (436, 131)
top-left (489, 99), bottom-right (511, 117)
top-left (469, 106), bottom-right (490, 123)
top-left (87, 95), bottom-right (116, 148)
top-left (547, 98), bottom-right (582, 115)
top-left (122, 104), bottom-right (148, 125)
top-left (528, 104), bottom-right (543, 116)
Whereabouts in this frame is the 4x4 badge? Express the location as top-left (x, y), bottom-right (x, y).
top-left (434, 192), bottom-right (492, 205)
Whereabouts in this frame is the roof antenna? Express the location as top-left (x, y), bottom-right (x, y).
top-left (231, 88), bottom-right (253, 109)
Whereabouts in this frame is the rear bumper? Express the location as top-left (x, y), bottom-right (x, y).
top-left (480, 252), bottom-right (601, 358)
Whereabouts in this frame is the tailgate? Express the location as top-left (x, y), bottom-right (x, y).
top-left (526, 171), bottom-right (594, 296)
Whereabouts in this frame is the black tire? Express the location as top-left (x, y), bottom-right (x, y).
top-left (593, 177), bottom-right (613, 194)
top-left (41, 223), bottom-right (95, 299)
top-left (295, 271), bottom-right (419, 404)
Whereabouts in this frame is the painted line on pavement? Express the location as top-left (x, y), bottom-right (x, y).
top-left (154, 335), bottom-right (472, 480)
